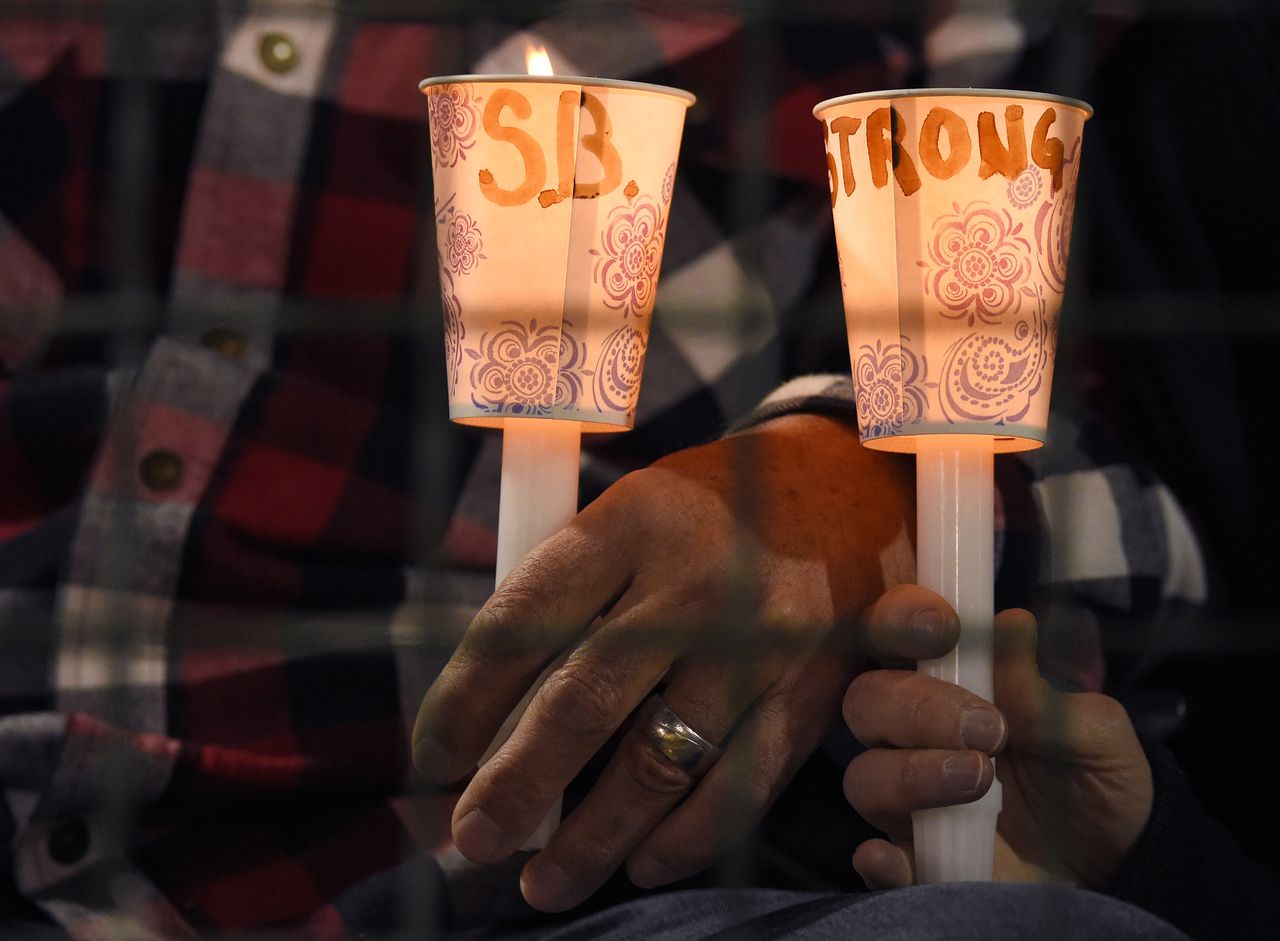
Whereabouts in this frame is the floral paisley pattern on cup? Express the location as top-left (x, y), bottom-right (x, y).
top-left (920, 201), bottom-right (1033, 327)
top-left (440, 266), bottom-right (465, 398)
top-left (440, 203), bottom-right (486, 277)
top-left (938, 290), bottom-right (1048, 425)
top-left (590, 194), bottom-right (665, 318)
top-left (1035, 136), bottom-right (1082, 293)
top-left (1007, 166), bottom-right (1042, 210)
top-left (427, 84), bottom-right (480, 169)
top-left (466, 318), bottom-right (581, 415)
top-left (662, 163), bottom-right (676, 205)
top-left (593, 324), bottom-right (647, 414)
top-left (854, 337), bottom-right (933, 439)
top-left (556, 325), bottom-right (588, 410)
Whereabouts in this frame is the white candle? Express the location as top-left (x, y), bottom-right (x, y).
top-left (814, 88), bottom-right (1091, 882)
top-left (424, 68), bottom-right (693, 851)
top-left (496, 417), bottom-right (581, 588)
top-left (912, 433), bottom-right (1002, 883)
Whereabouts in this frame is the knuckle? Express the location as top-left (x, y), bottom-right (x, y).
top-left (465, 604), bottom-right (529, 662)
top-left (899, 752), bottom-right (928, 793)
top-left (504, 551), bottom-right (564, 600)
top-left (575, 470), bottom-right (663, 554)
top-left (467, 587), bottom-right (558, 662)
top-left (608, 467), bottom-right (651, 501)
top-left (597, 470), bottom-right (657, 526)
top-left (908, 683), bottom-right (938, 737)
top-left (757, 610), bottom-right (814, 658)
top-left (537, 658), bottom-right (629, 740)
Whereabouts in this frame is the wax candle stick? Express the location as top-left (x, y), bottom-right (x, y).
top-left (912, 433), bottom-right (999, 882)
top-left (814, 88), bottom-right (1091, 882)
top-left (495, 417), bottom-right (581, 587)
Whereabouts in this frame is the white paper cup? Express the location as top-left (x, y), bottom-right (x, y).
top-left (423, 75), bottom-right (694, 432)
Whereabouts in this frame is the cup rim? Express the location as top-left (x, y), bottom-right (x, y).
top-left (420, 74), bottom-right (696, 106)
top-left (813, 87), bottom-right (1092, 119)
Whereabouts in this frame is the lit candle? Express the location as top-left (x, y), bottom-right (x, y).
top-left (421, 49), bottom-right (694, 845)
top-left (814, 88), bottom-right (1091, 883)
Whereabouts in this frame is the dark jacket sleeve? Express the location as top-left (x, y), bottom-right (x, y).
top-left (1105, 741), bottom-right (1275, 941)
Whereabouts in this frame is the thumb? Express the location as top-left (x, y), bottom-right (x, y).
top-left (992, 609), bottom-right (1056, 751)
top-left (993, 608), bottom-right (1122, 762)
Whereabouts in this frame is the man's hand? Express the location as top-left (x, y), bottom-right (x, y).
top-left (844, 585), bottom-right (1154, 889)
top-left (412, 414), bottom-right (913, 911)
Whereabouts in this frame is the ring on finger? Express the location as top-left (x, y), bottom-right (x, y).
top-left (641, 695), bottom-right (722, 777)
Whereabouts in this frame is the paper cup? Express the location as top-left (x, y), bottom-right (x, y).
top-left (422, 75), bottom-right (694, 432)
top-left (813, 89), bottom-right (1091, 452)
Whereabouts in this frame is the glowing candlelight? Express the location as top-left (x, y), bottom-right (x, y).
top-left (525, 44), bottom-right (553, 76)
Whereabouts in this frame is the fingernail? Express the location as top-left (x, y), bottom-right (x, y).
top-left (943, 753), bottom-right (985, 795)
top-left (629, 854), bottom-right (674, 888)
top-left (521, 861), bottom-right (579, 912)
top-left (908, 608), bottom-right (946, 651)
top-left (960, 707), bottom-right (1007, 754)
top-left (413, 734), bottom-right (466, 783)
top-left (454, 809), bottom-right (505, 864)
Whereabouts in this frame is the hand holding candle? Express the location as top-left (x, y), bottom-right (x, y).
top-left (420, 64), bottom-right (693, 846)
top-left (815, 89), bottom-right (1091, 882)
top-left (844, 586), bottom-right (1153, 889)
top-left (413, 414), bottom-right (917, 910)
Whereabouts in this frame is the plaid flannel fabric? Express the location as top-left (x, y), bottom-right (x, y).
top-left (0, 2), bottom-right (1204, 937)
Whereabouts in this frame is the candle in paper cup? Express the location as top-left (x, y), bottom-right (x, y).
top-left (813, 89), bottom-right (1090, 452)
top-left (421, 64), bottom-right (694, 848)
top-left (814, 89), bottom-right (1091, 883)
top-left (422, 72), bottom-right (694, 436)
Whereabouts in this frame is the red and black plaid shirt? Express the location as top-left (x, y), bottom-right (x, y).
top-left (0, 2), bottom-right (1202, 937)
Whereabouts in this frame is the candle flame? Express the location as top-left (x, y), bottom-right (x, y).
top-left (525, 44), bottom-right (553, 76)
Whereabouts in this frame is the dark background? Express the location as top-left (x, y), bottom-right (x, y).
top-left (1071, 7), bottom-right (1280, 876)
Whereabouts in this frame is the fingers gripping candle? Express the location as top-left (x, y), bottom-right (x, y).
top-left (813, 90), bottom-right (1091, 882)
top-left (422, 55), bottom-right (693, 846)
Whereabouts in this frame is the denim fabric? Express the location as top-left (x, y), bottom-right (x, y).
top-left (462, 883), bottom-right (1189, 941)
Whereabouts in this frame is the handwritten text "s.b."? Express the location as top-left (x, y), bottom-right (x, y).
top-left (478, 88), bottom-right (622, 208)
